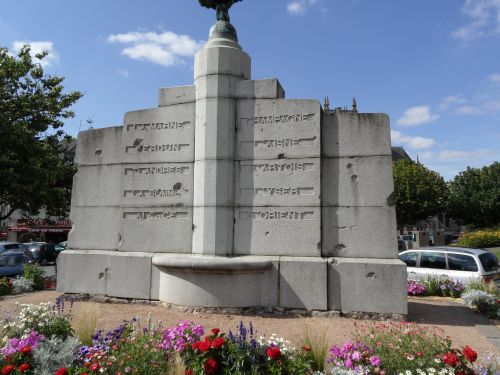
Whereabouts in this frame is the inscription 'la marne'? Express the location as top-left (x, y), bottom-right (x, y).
top-left (126, 121), bottom-right (190, 131)
top-left (240, 113), bottom-right (315, 126)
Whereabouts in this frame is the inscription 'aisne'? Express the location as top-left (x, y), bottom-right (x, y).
top-left (240, 113), bottom-right (315, 126)
top-left (123, 211), bottom-right (189, 220)
top-left (240, 137), bottom-right (316, 149)
top-left (239, 211), bottom-right (314, 220)
top-left (126, 121), bottom-right (190, 131)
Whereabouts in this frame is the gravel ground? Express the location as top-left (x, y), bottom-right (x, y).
top-left (1, 291), bottom-right (498, 356)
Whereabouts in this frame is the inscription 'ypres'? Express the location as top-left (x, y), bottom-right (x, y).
top-left (126, 121), bottom-right (191, 131)
top-left (241, 187), bottom-right (314, 196)
top-left (248, 162), bottom-right (315, 173)
top-left (125, 139), bottom-right (190, 153)
top-left (124, 166), bottom-right (191, 175)
top-left (123, 189), bottom-right (189, 198)
top-left (123, 211), bottom-right (189, 220)
top-left (240, 113), bottom-right (315, 126)
top-left (239, 210), bottom-right (315, 220)
top-left (240, 137), bottom-right (316, 149)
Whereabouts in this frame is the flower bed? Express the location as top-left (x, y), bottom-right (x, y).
top-left (0, 301), bottom-right (498, 374)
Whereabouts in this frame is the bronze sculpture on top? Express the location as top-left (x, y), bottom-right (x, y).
top-left (198, 0), bottom-right (243, 39)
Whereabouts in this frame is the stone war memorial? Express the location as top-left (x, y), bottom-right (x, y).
top-left (58, 0), bottom-right (407, 317)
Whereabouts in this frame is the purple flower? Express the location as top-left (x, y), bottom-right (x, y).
top-left (370, 355), bottom-right (381, 366)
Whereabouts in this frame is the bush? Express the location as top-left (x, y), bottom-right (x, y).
top-left (11, 277), bottom-right (34, 294)
top-left (31, 335), bottom-right (79, 375)
top-left (419, 277), bottom-right (465, 298)
top-left (457, 229), bottom-right (500, 248)
top-left (407, 280), bottom-right (426, 296)
top-left (23, 264), bottom-right (45, 290)
top-left (461, 289), bottom-right (497, 313)
top-left (0, 277), bottom-right (13, 296)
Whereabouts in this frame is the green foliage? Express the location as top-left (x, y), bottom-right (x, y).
top-left (23, 263), bottom-right (45, 290)
top-left (393, 160), bottom-right (448, 226)
top-left (301, 324), bottom-right (329, 371)
top-left (0, 45), bottom-right (82, 220)
top-left (457, 229), bottom-right (500, 248)
top-left (354, 322), bottom-right (452, 374)
top-left (447, 162), bottom-right (500, 228)
top-left (0, 277), bottom-right (13, 296)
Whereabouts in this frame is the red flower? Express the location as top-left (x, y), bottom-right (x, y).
top-left (463, 346), bottom-right (477, 363)
top-left (55, 368), bottom-right (69, 375)
top-left (199, 340), bottom-right (211, 352)
top-left (204, 358), bottom-right (219, 375)
top-left (17, 363), bottom-right (30, 373)
top-left (211, 337), bottom-right (225, 349)
top-left (4, 357), bottom-right (11, 363)
top-left (302, 345), bottom-right (311, 352)
top-left (192, 341), bottom-right (200, 350)
top-left (211, 328), bottom-right (220, 335)
top-left (185, 370), bottom-right (193, 375)
top-left (89, 362), bottom-right (100, 372)
top-left (267, 346), bottom-right (281, 360)
top-left (443, 352), bottom-right (459, 367)
top-left (19, 345), bottom-right (31, 355)
top-left (1, 365), bottom-right (15, 375)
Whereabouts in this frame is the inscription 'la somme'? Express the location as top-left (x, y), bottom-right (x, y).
top-left (240, 113), bottom-right (315, 126)
top-left (239, 210), bottom-right (315, 220)
top-left (126, 121), bottom-right (190, 131)
top-left (123, 189), bottom-right (189, 198)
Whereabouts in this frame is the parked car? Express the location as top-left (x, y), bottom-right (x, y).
top-left (0, 242), bottom-right (26, 254)
top-left (400, 247), bottom-right (500, 286)
top-left (0, 251), bottom-right (30, 277)
top-left (24, 243), bottom-right (59, 265)
top-left (54, 243), bottom-right (66, 253)
top-left (398, 239), bottom-right (407, 252)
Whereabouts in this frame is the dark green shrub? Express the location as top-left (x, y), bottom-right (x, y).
top-left (457, 230), bottom-right (500, 248)
top-left (23, 263), bottom-right (45, 290)
top-left (0, 277), bottom-right (13, 296)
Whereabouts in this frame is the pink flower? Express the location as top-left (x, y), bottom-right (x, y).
top-left (370, 355), bottom-right (381, 367)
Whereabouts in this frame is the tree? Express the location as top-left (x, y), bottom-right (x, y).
top-left (447, 162), bottom-right (500, 228)
top-left (393, 159), bottom-right (448, 227)
top-left (0, 46), bottom-right (82, 220)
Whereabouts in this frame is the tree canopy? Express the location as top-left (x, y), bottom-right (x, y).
top-left (393, 159), bottom-right (448, 227)
top-left (0, 46), bottom-right (82, 220)
top-left (447, 162), bottom-right (500, 228)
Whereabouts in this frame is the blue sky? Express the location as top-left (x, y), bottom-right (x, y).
top-left (1, 0), bottom-right (499, 180)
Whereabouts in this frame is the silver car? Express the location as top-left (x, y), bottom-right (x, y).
top-left (400, 247), bottom-right (500, 286)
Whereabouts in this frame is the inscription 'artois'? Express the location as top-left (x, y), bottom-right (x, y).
top-left (240, 113), bottom-right (315, 126)
top-left (247, 162), bottom-right (315, 173)
top-left (125, 139), bottom-right (190, 153)
top-left (240, 137), bottom-right (316, 149)
top-left (239, 210), bottom-right (315, 220)
top-left (124, 166), bottom-right (191, 175)
top-left (123, 211), bottom-right (189, 220)
top-left (241, 187), bottom-right (314, 196)
top-left (126, 121), bottom-right (190, 131)
top-left (123, 188), bottom-right (189, 198)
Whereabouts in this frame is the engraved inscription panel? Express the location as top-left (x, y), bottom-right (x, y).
top-left (236, 99), bottom-right (321, 160)
top-left (236, 158), bottom-right (320, 206)
top-left (123, 104), bottom-right (195, 163)
top-left (120, 207), bottom-right (193, 253)
top-left (233, 207), bottom-right (321, 256)
top-left (122, 163), bottom-right (193, 206)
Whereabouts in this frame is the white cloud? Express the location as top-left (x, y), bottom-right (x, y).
top-left (107, 30), bottom-right (203, 67)
top-left (437, 149), bottom-right (497, 162)
top-left (286, 0), bottom-right (321, 16)
top-left (419, 151), bottom-right (434, 160)
top-left (391, 130), bottom-right (435, 150)
top-left (452, 0), bottom-right (500, 41)
top-left (11, 41), bottom-right (59, 67)
top-left (397, 106), bottom-right (439, 126)
top-left (487, 73), bottom-right (500, 83)
top-left (117, 69), bottom-right (129, 78)
top-left (439, 95), bottom-right (467, 110)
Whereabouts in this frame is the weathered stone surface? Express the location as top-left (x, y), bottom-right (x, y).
top-left (192, 207), bottom-right (233, 255)
top-left (71, 165), bottom-right (122, 207)
top-left (322, 156), bottom-right (394, 207)
top-left (193, 160), bottom-right (234, 207)
top-left (322, 206), bottom-right (398, 258)
top-left (279, 257), bottom-right (327, 310)
top-left (57, 250), bottom-right (109, 295)
top-left (328, 258), bottom-right (407, 315)
top-left (123, 105), bottom-right (195, 163)
top-left (235, 79), bottom-right (285, 99)
top-left (122, 163), bottom-right (193, 207)
top-left (194, 41), bottom-right (251, 80)
top-left (68, 207), bottom-right (120, 250)
top-left (120, 207), bottom-right (193, 253)
top-left (107, 252), bottom-right (153, 299)
top-left (75, 127), bottom-right (123, 166)
top-left (236, 158), bottom-right (320, 207)
top-left (195, 75), bottom-right (242, 99)
top-left (234, 207), bottom-right (321, 256)
top-left (236, 99), bottom-right (321, 160)
top-left (322, 113), bottom-right (391, 158)
top-left (153, 255), bottom-right (278, 307)
top-left (158, 85), bottom-right (195, 107)
top-left (195, 97), bottom-right (236, 160)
